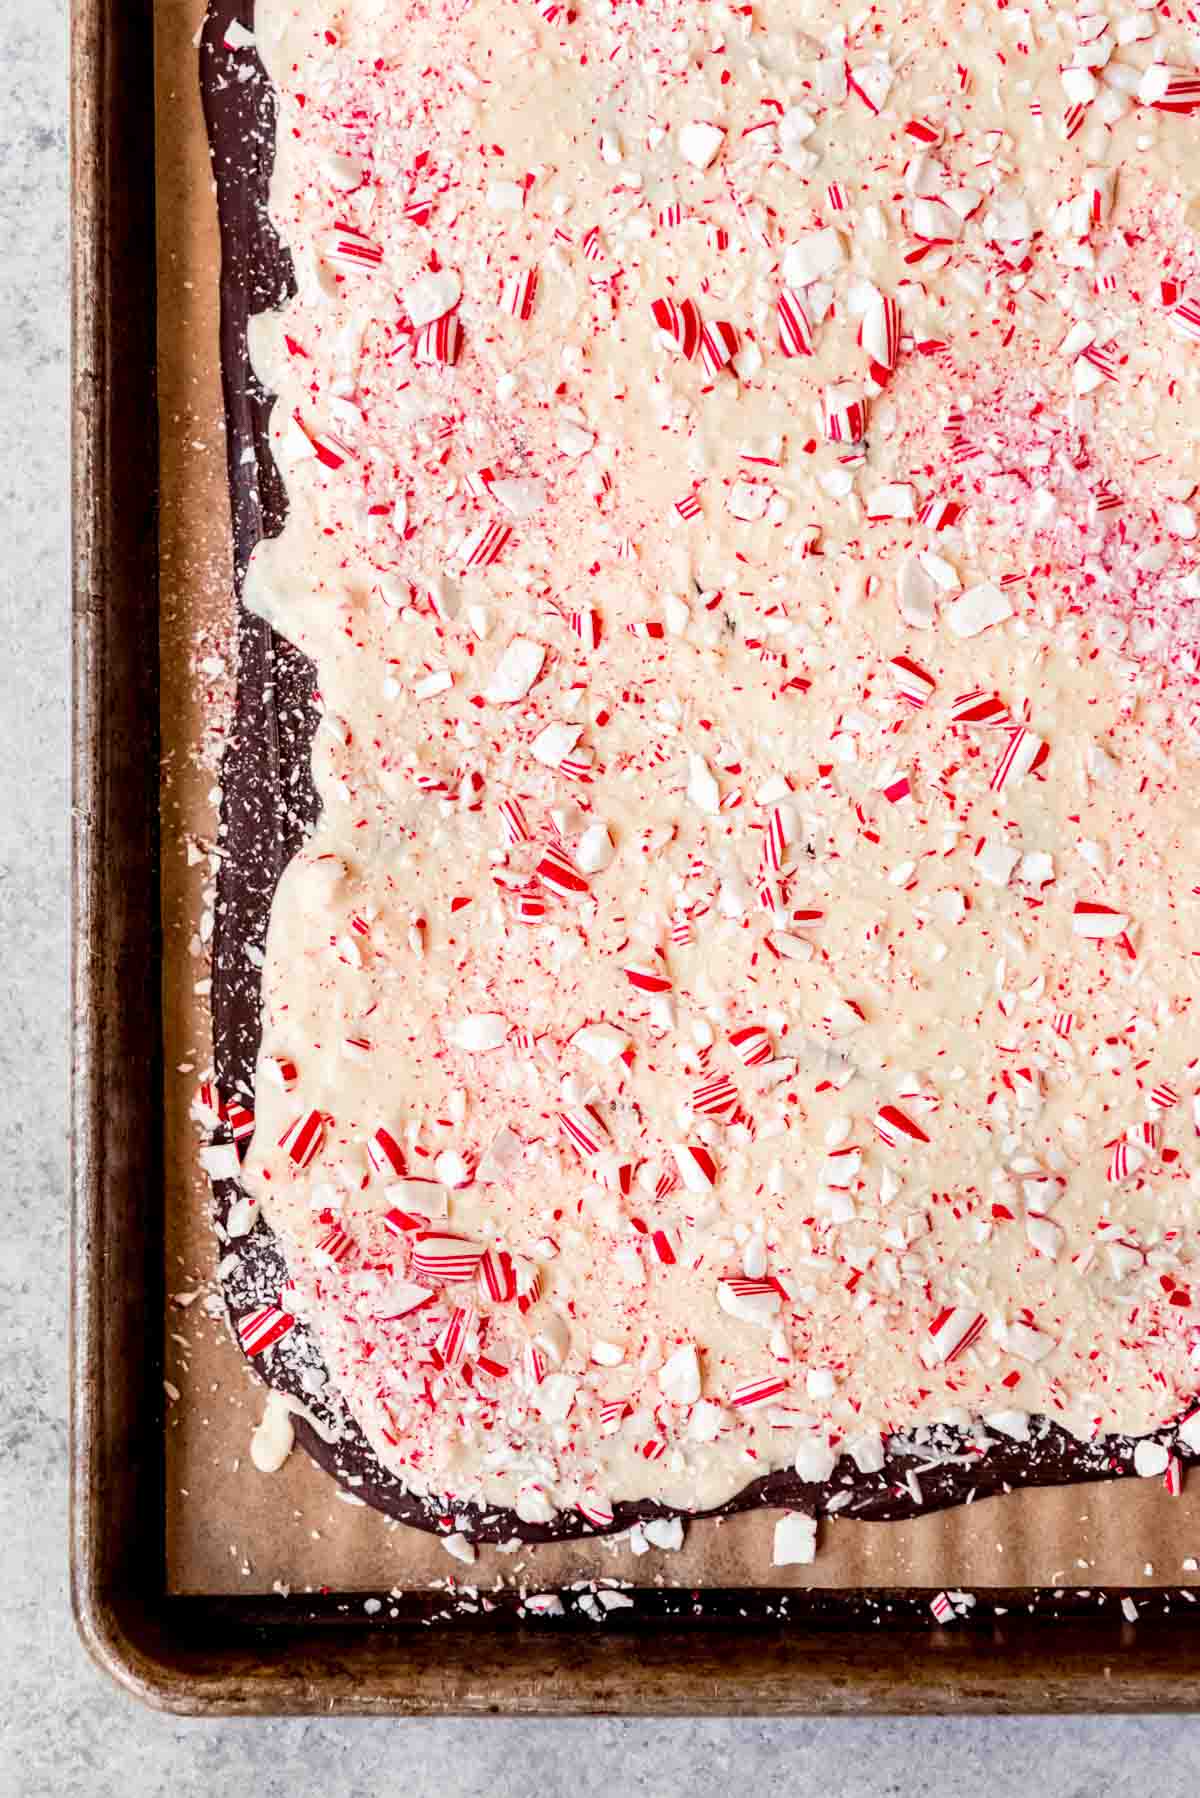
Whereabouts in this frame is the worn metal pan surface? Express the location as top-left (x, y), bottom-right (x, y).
top-left (67, 0), bottom-right (1200, 1713)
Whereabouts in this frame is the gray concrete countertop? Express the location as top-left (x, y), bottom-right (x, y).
top-left (6, 3), bottom-right (1197, 1788)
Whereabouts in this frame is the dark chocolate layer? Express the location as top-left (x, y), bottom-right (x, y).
top-left (199, 0), bottom-right (1189, 1544)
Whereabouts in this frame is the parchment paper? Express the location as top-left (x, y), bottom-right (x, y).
top-left (156, 0), bottom-right (1200, 1600)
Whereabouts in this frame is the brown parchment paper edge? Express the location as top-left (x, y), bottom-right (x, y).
top-left (155, 0), bottom-right (1200, 1600)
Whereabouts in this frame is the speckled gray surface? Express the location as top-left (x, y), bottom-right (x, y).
top-left (5, 2), bottom-right (1199, 1787)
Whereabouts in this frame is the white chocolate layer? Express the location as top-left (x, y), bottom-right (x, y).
top-left (233, 0), bottom-right (1200, 1520)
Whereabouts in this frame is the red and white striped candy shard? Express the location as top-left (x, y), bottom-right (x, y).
top-left (600, 1398), bottom-right (632, 1431)
top-left (558, 1105), bottom-right (608, 1158)
top-left (569, 609), bottom-right (602, 649)
top-left (309, 428), bottom-right (354, 472)
top-left (874, 1103), bottom-right (930, 1147)
top-left (861, 293), bottom-right (901, 383)
top-left (316, 1224), bottom-right (357, 1266)
top-left (623, 962), bottom-right (672, 994)
top-left (949, 689), bottom-right (1011, 727)
top-left (650, 295), bottom-right (703, 360)
top-left (378, 1281), bottom-right (436, 1319)
top-left (499, 796), bottom-right (531, 844)
top-left (826, 181), bottom-right (849, 211)
top-left (238, 1303), bottom-right (297, 1357)
top-left (402, 197), bottom-right (432, 226)
top-left (905, 116), bottom-right (943, 144)
top-left (577, 1493), bottom-right (614, 1528)
top-left (435, 1304), bottom-right (475, 1369)
top-left (1148, 69), bottom-right (1200, 113)
top-left (523, 1342), bottom-right (548, 1386)
top-left (366, 1125), bottom-right (406, 1177)
top-left (693, 1071), bottom-right (739, 1118)
top-left (821, 384), bottom-right (868, 444)
top-left (889, 655), bottom-right (936, 707)
top-left (670, 911), bottom-right (695, 946)
top-left (881, 772), bottom-right (912, 806)
top-left (729, 1024), bottom-right (772, 1066)
top-left (926, 1305), bottom-right (986, 1364)
top-left (536, 842), bottom-right (590, 897)
top-left (1051, 1011), bottom-right (1075, 1039)
top-left (476, 1246), bottom-right (517, 1303)
top-left (930, 1591), bottom-right (954, 1623)
top-left (700, 319), bottom-right (739, 377)
top-left (225, 1100), bottom-right (255, 1144)
top-left (990, 726), bottom-right (1046, 793)
top-left (1063, 101), bottom-right (1088, 140)
top-left (672, 1142), bottom-right (719, 1192)
top-left (194, 1080), bottom-right (224, 1127)
top-left (1107, 1139), bottom-right (1144, 1184)
top-left (918, 496), bottom-right (963, 530)
top-left (581, 224), bottom-right (605, 261)
top-left (410, 1232), bottom-right (485, 1282)
top-left (382, 1206), bottom-right (429, 1236)
top-left (718, 1276), bottom-right (781, 1321)
top-left (459, 520), bottom-right (512, 568)
top-left (515, 1263), bottom-right (544, 1313)
top-left (279, 1108), bottom-right (325, 1169)
top-left (413, 313), bottom-right (463, 366)
top-left (674, 489), bottom-right (702, 520)
top-left (325, 223), bottom-right (383, 271)
top-left (655, 1164), bottom-right (681, 1201)
top-left (499, 267), bottom-right (538, 320)
top-left (515, 886), bottom-right (548, 922)
top-left (1170, 297), bottom-right (1200, 342)
top-left (1083, 167), bottom-right (1114, 227)
top-left (1128, 1120), bottom-right (1160, 1155)
top-left (762, 804), bottom-right (795, 872)
top-left (1165, 1455), bottom-right (1184, 1497)
top-left (777, 288), bottom-right (814, 357)
top-left (1150, 1082), bottom-right (1180, 1109)
top-left (1073, 900), bottom-right (1129, 940)
top-left (261, 1056), bottom-right (298, 1092)
top-left (729, 1373), bottom-right (789, 1409)
top-left (650, 1227), bottom-right (679, 1265)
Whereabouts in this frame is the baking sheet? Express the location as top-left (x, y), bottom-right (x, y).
top-left (156, 0), bottom-right (1200, 1602)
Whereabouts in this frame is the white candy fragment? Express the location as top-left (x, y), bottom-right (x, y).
top-left (441, 1532), bottom-right (477, 1564)
top-left (530, 722), bottom-right (582, 766)
top-left (793, 1436), bottom-right (837, 1482)
top-left (659, 1343), bottom-right (702, 1404)
top-left (1006, 1319), bottom-right (1055, 1362)
top-left (974, 839), bottom-right (1021, 887)
top-left (571, 1021), bottom-right (629, 1063)
top-left (532, 1373), bottom-right (577, 1423)
top-left (250, 1390), bottom-right (296, 1473)
top-left (515, 1483), bottom-right (557, 1524)
top-left (945, 583), bottom-right (1013, 638)
top-left (491, 476), bottom-right (546, 516)
top-left (643, 1517), bottom-right (685, 1551)
top-left (1178, 1411), bottom-right (1200, 1454)
top-left (773, 1512), bottom-right (818, 1566)
top-left (687, 753), bottom-right (722, 813)
top-left (846, 1430), bottom-right (885, 1474)
top-left (575, 822), bottom-right (615, 872)
top-left (677, 121), bottom-right (725, 168)
top-left (1133, 1439), bottom-right (1170, 1478)
top-left (783, 228), bottom-right (846, 288)
top-left (897, 555), bottom-right (937, 629)
top-left (452, 1013), bottom-right (509, 1052)
top-left (984, 1409), bottom-right (1030, 1443)
top-left (484, 637), bottom-right (544, 703)
top-left (404, 268), bottom-right (461, 326)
